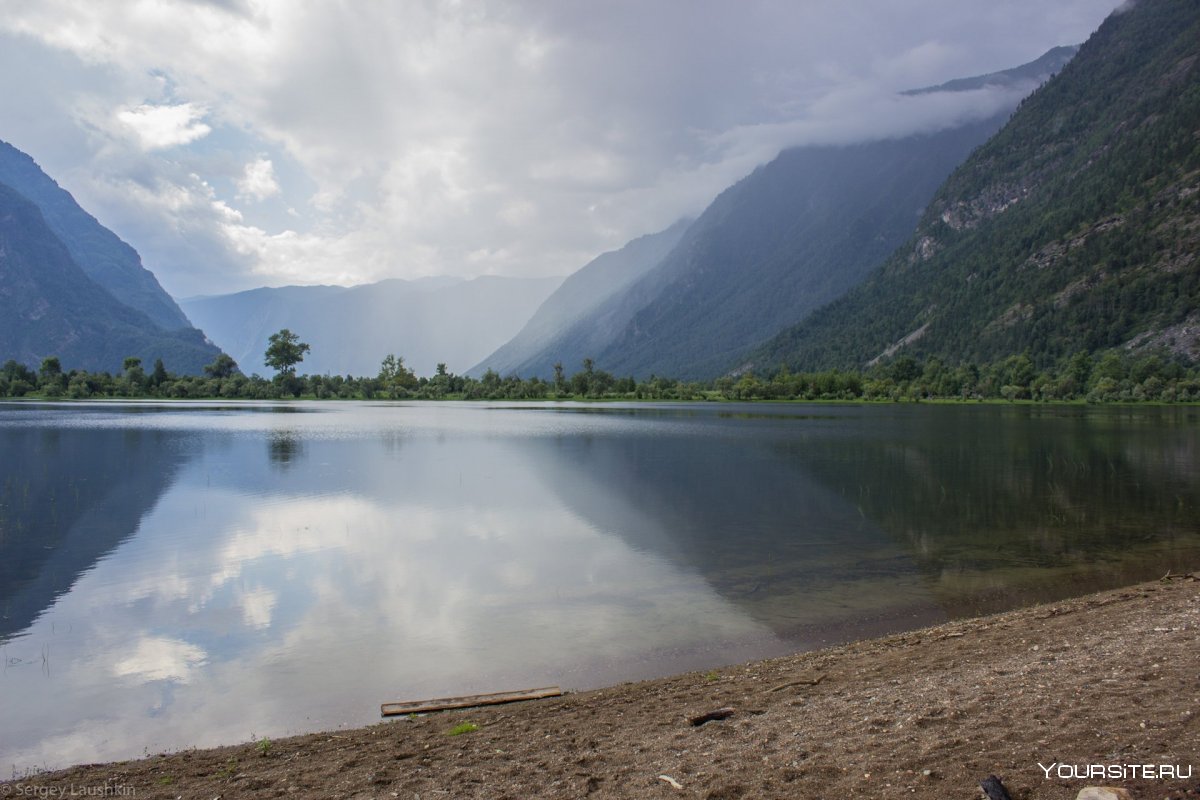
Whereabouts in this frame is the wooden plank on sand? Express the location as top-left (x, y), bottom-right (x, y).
top-left (381, 686), bottom-right (563, 717)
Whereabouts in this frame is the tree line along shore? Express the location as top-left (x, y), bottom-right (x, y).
top-left (3, 327), bottom-right (1200, 404)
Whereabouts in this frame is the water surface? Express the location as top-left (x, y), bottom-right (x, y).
top-left (2, 400), bottom-right (1198, 771)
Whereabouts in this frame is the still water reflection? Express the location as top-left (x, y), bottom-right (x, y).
top-left (1, 401), bottom-right (1198, 770)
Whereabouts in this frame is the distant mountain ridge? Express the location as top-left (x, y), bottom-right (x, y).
top-left (903, 45), bottom-right (1080, 95)
top-left (469, 219), bottom-right (691, 377)
top-left (480, 47), bottom-right (1078, 380)
top-left (182, 275), bottom-right (564, 377)
top-left (751, 0), bottom-right (1200, 372)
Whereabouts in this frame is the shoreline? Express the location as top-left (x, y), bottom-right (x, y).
top-left (5, 573), bottom-right (1197, 799)
top-left (5, 395), bottom-right (1200, 406)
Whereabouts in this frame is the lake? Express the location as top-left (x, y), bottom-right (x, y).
top-left (2, 400), bottom-right (1198, 771)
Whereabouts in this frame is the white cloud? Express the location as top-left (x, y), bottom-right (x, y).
top-left (219, 220), bottom-right (391, 285)
top-left (236, 157), bottom-right (280, 201)
top-left (706, 82), bottom-right (1036, 172)
top-left (239, 586), bottom-right (277, 629)
top-left (116, 102), bottom-right (212, 150)
top-left (112, 636), bottom-right (208, 683)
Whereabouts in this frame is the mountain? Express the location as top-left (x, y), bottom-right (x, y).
top-left (903, 45), bottom-right (1081, 95)
top-left (0, 140), bottom-right (193, 331)
top-left (596, 116), bottom-right (1017, 379)
top-left (0, 180), bottom-right (225, 373)
top-left (469, 219), bottom-right (691, 378)
top-left (490, 48), bottom-right (1076, 381)
top-left (181, 275), bottom-right (563, 377)
top-left (751, 0), bottom-right (1200, 373)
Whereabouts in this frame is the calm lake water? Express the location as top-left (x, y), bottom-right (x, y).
top-left (2, 400), bottom-right (1199, 770)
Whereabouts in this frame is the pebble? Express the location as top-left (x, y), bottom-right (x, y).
top-left (1075, 788), bottom-right (1132, 800)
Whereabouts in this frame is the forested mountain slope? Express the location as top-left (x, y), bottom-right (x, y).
top-left (594, 115), bottom-right (1014, 379)
top-left (752, 0), bottom-right (1200, 373)
top-left (472, 50), bottom-right (1075, 381)
top-left (0, 140), bottom-right (194, 331)
top-left (0, 181), bottom-right (225, 373)
top-left (539, 48), bottom-right (1076, 380)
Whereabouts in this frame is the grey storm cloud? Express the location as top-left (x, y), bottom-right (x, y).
top-left (0, 0), bottom-right (1122, 297)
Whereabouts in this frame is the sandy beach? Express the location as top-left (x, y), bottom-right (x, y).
top-left (4, 573), bottom-right (1198, 799)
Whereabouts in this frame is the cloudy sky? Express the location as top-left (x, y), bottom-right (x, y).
top-left (0, 0), bottom-right (1121, 298)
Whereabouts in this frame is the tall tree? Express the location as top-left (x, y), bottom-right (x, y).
top-left (264, 329), bottom-right (310, 376)
top-left (38, 356), bottom-right (61, 382)
top-left (378, 353), bottom-right (417, 398)
top-left (204, 353), bottom-right (238, 379)
top-left (151, 358), bottom-right (168, 387)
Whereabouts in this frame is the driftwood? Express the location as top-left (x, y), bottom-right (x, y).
top-left (381, 686), bottom-right (562, 717)
top-left (979, 774), bottom-right (1013, 800)
top-left (658, 775), bottom-right (684, 790)
top-left (768, 673), bottom-right (825, 692)
top-left (688, 707), bottom-right (735, 726)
